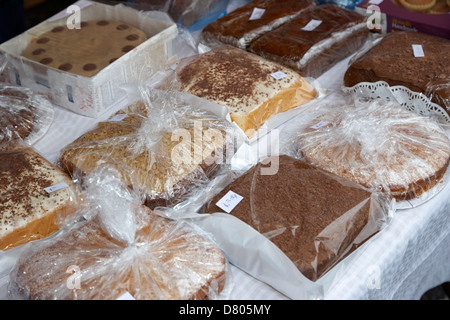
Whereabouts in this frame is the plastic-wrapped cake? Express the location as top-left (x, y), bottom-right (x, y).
top-left (0, 145), bottom-right (79, 251)
top-left (8, 167), bottom-right (228, 300)
top-left (59, 95), bottom-right (235, 209)
top-left (248, 4), bottom-right (368, 78)
top-left (176, 46), bottom-right (316, 138)
top-left (22, 20), bottom-right (147, 77)
top-left (0, 85), bottom-right (54, 145)
top-left (201, 0), bottom-right (315, 49)
top-left (201, 155), bottom-right (391, 281)
top-left (344, 31), bottom-right (450, 114)
top-left (297, 101), bottom-right (450, 200)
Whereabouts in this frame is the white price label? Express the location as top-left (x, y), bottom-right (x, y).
top-left (117, 292), bottom-right (136, 300)
top-left (270, 70), bottom-right (288, 80)
top-left (216, 191), bottom-right (244, 213)
top-left (412, 44), bottom-right (425, 57)
top-left (310, 120), bottom-right (330, 130)
top-left (301, 19), bottom-right (322, 31)
top-left (109, 113), bottom-right (128, 122)
top-left (44, 182), bottom-right (69, 194)
top-left (249, 7), bottom-right (265, 20)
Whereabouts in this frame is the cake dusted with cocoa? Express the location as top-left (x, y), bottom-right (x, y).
top-left (344, 31), bottom-right (450, 113)
top-left (8, 205), bottom-right (228, 300)
top-left (297, 102), bottom-right (450, 200)
top-left (177, 46), bottom-right (316, 138)
top-left (0, 145), bottom-right (78, 251)
top-left (22, 20), bottom-right (147, 77)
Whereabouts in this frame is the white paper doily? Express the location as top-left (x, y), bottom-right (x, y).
top-left (343, 81), bottom-right (450, 127)
top-left (343, 81), bottom-right (450, 209)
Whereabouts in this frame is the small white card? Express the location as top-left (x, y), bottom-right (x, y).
top-left (249, 7), bottom-right (265, 21)
top-left (117, 292), bottom-right (136, 300)
top-left (301, 19), bottom-right (322, 31)
top-left (216, 191), bottom-right (244, 214)
top-left (310, 120), bottom-right (330, 130)
top-left (109, 114), bottom-right (128, 122)
top-left (412, 44), bottom-right (425, 57)
top-left (368, 0), bottom-right (384, 5)
top-left (270, 70), bottom-right (288, 80)
top-left (44, 182), bottom-right (69, 194)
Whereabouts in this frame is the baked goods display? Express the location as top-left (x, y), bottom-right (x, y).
top-left (248, 4), bottom-right (369, 78)
top-left (296, 101), bottom-right (450, 201)
top-left (201, 155), bottom-right (391, 281)
top-left (58, 98), bottom-right (232, 209)
top-left (201, 0), bottom-right (315, 49)
top-left (344, 31), bottom-right (450, 113)
top-left (8, 201), bottom-right (227, 299)
top-left (176, 46), bottom-right (317, 138)
top-left (0, 145), bottom-right (79, 251)
top-left (21, 20), bottom-right (148, 77)
top-left (3, 0), bottom-right (450, 300)
top-left (0, 85), bottom-right (54, 145)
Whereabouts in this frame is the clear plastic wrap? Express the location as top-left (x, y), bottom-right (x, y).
top-left (0, 83), bottom-right (54, 146)
top-left (247, 4), bottom-right (369, 78)
top-left (169, 45), bottom-right (317, 139)
top-left (58, 86), bottom-right (244, 210)
top-left (0, 144), bottom-right (80, 252)
top-left (293, 98), bottom-right (450, 201)
top-left (343, 31), bottom-right (450, 115)
top-left (200, 0), bottom-right (315, 49)
top-left (198, 154), bottom-right (394, 294)
top-left (7, 165), bottom-right (230, 300)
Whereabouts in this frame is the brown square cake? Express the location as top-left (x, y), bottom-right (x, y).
top-left (201, 155), bottom-right (390, 281)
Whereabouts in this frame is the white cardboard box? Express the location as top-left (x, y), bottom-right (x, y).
top-left (0, 0), bottom-right (178, 118)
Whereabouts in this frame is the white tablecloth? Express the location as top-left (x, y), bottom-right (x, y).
top-left (1, 52), bottom-right (449, 300)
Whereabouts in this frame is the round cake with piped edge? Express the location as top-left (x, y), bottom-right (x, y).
top-left (22, 20), bottom-right (147, 77)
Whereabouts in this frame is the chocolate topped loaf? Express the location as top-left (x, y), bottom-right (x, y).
top-left (248, 4), bottom-right (368, 78)
top-left (177, 46), bottom-right (316, 138)
top-left (201, 0), bottom-right (315, 49)
top-left (0, 145), bottom-right (79, 251)
top-left (22, 20), bottom-right (147, 77)
top-left (344, 31), bottom-right (450, 112)
top-left (201, 155), bottom-right (390, 281)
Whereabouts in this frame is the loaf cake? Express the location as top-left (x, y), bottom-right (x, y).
top-left (248, 4), bottom-right (368, 78)
top-left (344, 31), bottom-right (450, 113)
top-left (8, 205), bottom-right (227, 300)
top-left (22, 20), bottom-right (148, 77)
top-left (0, 145), bottom-right (79, 251)
top-left (201, 155), bottom-right (389, 281)
top-left (58, 101), bottom-right (228, 209)
top-left (177, 46), bottom-right (316, 138)
top-left (201, 0), bottom-right (315, 49)
top-left (297, 102), bottom-right (450, 200)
